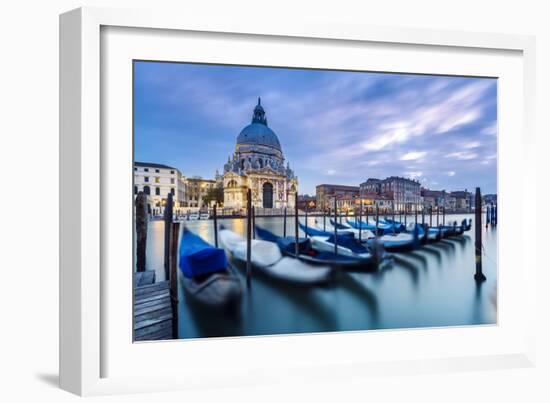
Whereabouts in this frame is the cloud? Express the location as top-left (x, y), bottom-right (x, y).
top-left (446, 151), bottom-right (478, 160)
top-left (447, 171), bottom-right (456, 176)
top-left (400, 151), bottom-right (427, 161)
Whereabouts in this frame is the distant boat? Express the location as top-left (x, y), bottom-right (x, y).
top-left (345, 218), bottom-right (399, 235)
top-left (314, 218), bottom-right (375, 241)
top-left (304, 221), bottom-right (419, 253)
top-left (218, 226), bottom-right (333, 285)
top-left (255, 225), bottom-right (390, 272)
top-left (188, 212), bottom-right (199, 220)
top-left (199, 212), bottom-right (210, 220)
top-left (178, 228), bottom-right (242, 308)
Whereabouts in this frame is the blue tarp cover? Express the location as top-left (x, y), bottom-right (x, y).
top-left (326, 233), bottom-right (368, 254)
top-left (179, 229), bottom-right (227, 278)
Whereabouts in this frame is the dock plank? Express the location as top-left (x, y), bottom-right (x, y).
top-left (133, 278), bottom-right (174, 341)
top-left (134, 319), bottom-right (173, 340)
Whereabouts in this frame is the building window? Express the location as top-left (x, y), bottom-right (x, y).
top-left (134, 167), bottom-right (137, 171)
top-left (170, 170), bottom-right (175, 174)
top-left (155, 187), bottom-right (160, 196)
top-left (134, 186), bottom-right (138, 194)
top-left (170, 178), bottom-right (175, 184)
top-left (144, 168), bottom-right (149, 172)
top-left (171, 188), bottom-right (175, 195)
top-left (143, 186), bottom-right (150, 195)
top-left (155, 169), bottom-right (159, 173)
top-left (155, 177), bottom-right (160, 183)
top-left (144, 176), bottom-right (149, 182)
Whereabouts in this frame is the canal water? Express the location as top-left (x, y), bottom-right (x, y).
top-left (139, 214), bottom-right (497, 339)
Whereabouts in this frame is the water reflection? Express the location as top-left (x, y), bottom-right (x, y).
top-left (140, 213), bottom-right (497, 338)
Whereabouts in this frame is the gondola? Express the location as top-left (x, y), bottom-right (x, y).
top-left (298, 222), bottom-right (373, 258)
top-left (345, 218), bottom-right (399, 235)
top-left (316, 218), bottom-right (375, 241)
top-left (178, 227), bottom-right (242, 308)
top-left (218, 226), bottom-right (333, 285)
top-left (303, 221), bottom-right (420, 253)
top-left (255, 226), bottom-right (389, 272)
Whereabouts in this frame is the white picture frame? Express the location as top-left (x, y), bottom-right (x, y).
top-left (59, 6), bottom-right (537, 396)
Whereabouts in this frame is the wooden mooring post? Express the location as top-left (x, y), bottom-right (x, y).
top-left (376, 205), bottom-right (380, 237)
top-left (294, 193), bottom-right (299, 257)
top-left (474, 187), bottom-right (486, 282)
top-left (358, 199), bottom-right (363, 243)
top-left (163, 193), bottom-right (174, 281)
top-left (392, 202), bottom-right (396, 234)
top-left (246, 189), bottom-right (252, 286)
top-left (252, 206), bottom-right (256, 239)
top-left (213, 203), bottom-right (218, 248)
top-left (304, 205), bottom-right (309, 238)
top-left (169, 221), bottom-right (180, 338)
top-left (135, 191), bottom-right (148, 272)
top-left (333, 198), bottom-right (338, 255)
top-left (283, 206), bottom-right (287, 237)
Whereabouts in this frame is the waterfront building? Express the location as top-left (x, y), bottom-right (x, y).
top-left (421, 188), bottom-right (446, 210)
top-left (186, 177), bottom-right (218, 209)
top-left (223, 98), bottom-right (298, 211)
top-left (134, 162), bottom-right (186, 216)
top-left (450, 190), bottom-right (473, 211)
top-left (334, 193), bottom-right (393, 214)
top-left (316, 184), bottom-right (360, 211)
top-left (297, 195), bottom-right (316, 211)
top-left (360, 176), bottom-right (421, 212)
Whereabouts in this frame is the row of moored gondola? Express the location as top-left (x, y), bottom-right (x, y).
top-left (177, 215), bottom-right (472, 309)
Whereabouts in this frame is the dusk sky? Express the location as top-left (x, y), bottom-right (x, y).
top-left (134, 61), bottom-right (497, 195)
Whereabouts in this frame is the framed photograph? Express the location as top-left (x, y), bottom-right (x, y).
top-left (60, 7), bottom-right (537, 396)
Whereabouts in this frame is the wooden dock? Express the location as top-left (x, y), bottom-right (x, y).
top-left (133, 271), bottom-right (175, 341)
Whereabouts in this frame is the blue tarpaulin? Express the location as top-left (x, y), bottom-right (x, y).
top-left (179, 229), bottom-right (227, 278)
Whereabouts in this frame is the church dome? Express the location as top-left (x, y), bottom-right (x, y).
top-left (236, 98), bottom-right (281, 151)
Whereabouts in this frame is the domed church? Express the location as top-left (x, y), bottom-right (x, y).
top-left (223, 98), bottom-right (298, 211)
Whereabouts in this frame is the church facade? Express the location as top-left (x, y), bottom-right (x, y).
top-left (223, 98), bottom-right (298, 211)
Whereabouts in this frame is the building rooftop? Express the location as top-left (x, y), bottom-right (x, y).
top-left (134, 161), bottom-right (177, 170)
top-left (316, 184), bottom-right (360, 190)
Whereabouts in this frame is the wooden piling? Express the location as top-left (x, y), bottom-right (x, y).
top-left (305, 205), bottom-right (308, 238)
top-left (376, 204), bottom-right (380, 237)
top-left (474, 187), bottom-right (486, 282)
top-left (323, 207), bottom-right (326, 231)
top-left (436, 205), bottom-right (440, 227)
top-left (358, 199), bottom-right (363, 243)
top-left (163, 193), bottom-right (174, 281)
top-left (442, 206), bottom-right (446, 226)
top-left (135, 191), bottom-right (148, 272)
top-left (392, 202), bottom-right (396, 234)
top-left (283, 206), bottom-right (287, 237)
top-left (494, 203), bottom-right (498, 226)
top-left (294, 193), bottom-right (299, 257)
top-left (429, 206), bottom-right (433, 227)
top-left (334, 198), bottom-right (338, 255)
top-left (252, 206), bottom-right (256, 239)
top-left (169, 221), bottom-right (180, 338)
top-left (421, 206), bottom-right (425, 226)
top-left (213, 203), bottom-right (218, 248)
top-left (246, 189), bottom-right (252, 285)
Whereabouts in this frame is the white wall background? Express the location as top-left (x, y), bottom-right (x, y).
top-left (0, 0), bottom-right (548, 401)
